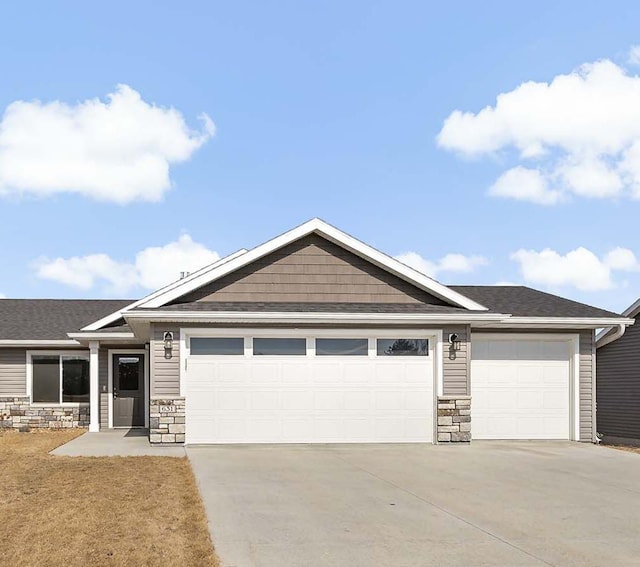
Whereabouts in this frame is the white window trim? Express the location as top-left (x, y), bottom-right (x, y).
top-left (471, 333), bottom-right (581, 442)
top-left (107, 349), bottom-right (150, 429)
top-left (26, 350), bottom-right (90, 407)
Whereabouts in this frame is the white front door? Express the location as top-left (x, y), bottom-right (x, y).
top-left (471, 335), bottom-right (574, 440)
top-left (183, 332), bottom-right (436, 444)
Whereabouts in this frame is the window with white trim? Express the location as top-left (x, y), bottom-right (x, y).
top-left (316, 338), bottom-right (368, 356)
top-left (376, 338), bottom-right (429, 356)
top-left (31, 354), bottom-right (90, 404)
top-left (190, 337), bottom-right (244, 355)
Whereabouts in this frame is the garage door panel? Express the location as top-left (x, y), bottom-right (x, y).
top-left (405, 364), bottom-right (428, 382)
top-left (251, 391), bottom-right (279, 410)
top-left (375, 391), bottom-right (405, 410)
top-left (516, 390), bottom-right (543, 410)
top-left (185, 344), bottom-right (434, 444)
top-left (281, 391), bottom-right (313, 410)
top-left (543, 390), bottom-right (569, 410)
top-left (344, 391), bottom-right (372, 410)
top-left (314, 391), bottom-right (344, 410)
top-left (250, 363), bottom-right (280, 382)
top-left (215, 390), bottom-right (247, 410)
top-left (406, 390), bottom-right (432, 410)
top-left (472, 337), bottom-right (571, 440)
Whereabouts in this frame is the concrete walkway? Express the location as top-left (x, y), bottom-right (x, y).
top-left (51, 429), bottom-right (185, 457)
top-left (188, 442), bottom-right (640, 567)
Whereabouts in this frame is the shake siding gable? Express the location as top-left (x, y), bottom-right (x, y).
top-left (175, 234), bottom-right (449, 305)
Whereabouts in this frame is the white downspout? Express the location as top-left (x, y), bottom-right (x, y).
top-left (597, 324), bottom-right (626, 348)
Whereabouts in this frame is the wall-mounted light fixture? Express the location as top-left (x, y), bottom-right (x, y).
top-left (163, 331), bottom-right (174, 359)
top-left (448, 333), bottom-right (461, 351)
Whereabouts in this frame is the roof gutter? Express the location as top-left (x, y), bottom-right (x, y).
top-left (0, 339), bottom-right (81, 347)
top-left (596, 323), bottom-right (627, 348)
top-left (123, 311), bottom-right (508, 326)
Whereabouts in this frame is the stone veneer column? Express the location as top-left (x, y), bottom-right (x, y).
top-left (149, 398), bottom-right (186, 444)
top-left (437, 396), bottom-right (471, 442)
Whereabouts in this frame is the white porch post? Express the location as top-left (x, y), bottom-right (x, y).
top-left (89, 341), bottom-right (100, 433)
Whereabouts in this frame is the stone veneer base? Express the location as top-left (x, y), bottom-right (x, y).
top-left (0, 397), bottom-right (90, 429)
top-left (437, 396), bottom-right (471, 442)
top-left (150, 398), bottom-right (185, 444)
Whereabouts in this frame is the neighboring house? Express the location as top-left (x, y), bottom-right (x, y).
top-left (0, 219), bottom-right (632, 445)
top-left (596, 299), bottom-right (640, 445)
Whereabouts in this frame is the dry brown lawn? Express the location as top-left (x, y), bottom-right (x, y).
top-left (0, 429), bottom-right (219, 567)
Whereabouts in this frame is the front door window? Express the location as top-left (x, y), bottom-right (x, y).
top-left (113, 353), bottom-right (145, 427)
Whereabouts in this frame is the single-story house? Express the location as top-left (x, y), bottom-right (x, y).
top-left (596, 298), bottom-right (640, 445)
top-left (0, 219), bottom-right (632, 445)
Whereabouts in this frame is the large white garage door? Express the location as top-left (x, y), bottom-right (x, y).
top-left (471, 336), bottom-right (573, 440)
top-left (184, 333), bottom-right (435, 444)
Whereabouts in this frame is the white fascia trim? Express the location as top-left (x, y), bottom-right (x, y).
top-left (0, 339), bottom-right (80, 347)
top-left (68, 332), bottom-right (136, 340)
top-left (81, 248), bottom-right (248, 331)
top-left (476, 316), bottom-right (635, 328)
top-left (622, 297), bottom-right (640, 318)
top-left (138, 218), bottom-right (488, 311)
top-left (125, 311), bottom-right (506, 325)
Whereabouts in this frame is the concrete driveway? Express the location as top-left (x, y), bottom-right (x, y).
top-left (188, 442), bottom-right (640, 567)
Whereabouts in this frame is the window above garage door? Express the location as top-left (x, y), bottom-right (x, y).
top-left (185, 334), bottom-right (431, 358)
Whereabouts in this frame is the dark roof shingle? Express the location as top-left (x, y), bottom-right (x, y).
top-left (450, 286), bottom-right (621, 318)
top-left (133, 301), bottom-right (471, 314)
top-left (0, 299), bottom-right (132, 340)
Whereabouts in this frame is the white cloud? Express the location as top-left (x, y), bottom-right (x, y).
top-left (0, 292), bottom-right (5, 299)
top-left (489, 166), bottom-right (562, 205)
top-left (510, 246), bottom-right (640, 291)
top-left (0, 85), bottom-right (214, 204)
top-left (395, 251), bottom-right (488, 278)
top-left (628, 45), bottom-right (640, 65)
top-left (34, 234), bottom-right (219, 295)
top-left (437, 57), bottom-right (640, 204)
top-left (604, 247), bottom-right (640, 271)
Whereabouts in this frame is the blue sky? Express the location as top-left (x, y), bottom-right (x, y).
top-left (1, 1), bottom-right (639, 312)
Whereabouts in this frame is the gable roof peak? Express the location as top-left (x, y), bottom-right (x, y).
top-left (83, 219), bottom-right (488, 330)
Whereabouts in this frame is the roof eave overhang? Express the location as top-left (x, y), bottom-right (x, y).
top-left (0, 339), bottom-right (81, 347)
top-left (123, 312), bottom-right (635, 332)
top-left (124, 310), bottom-right (507, 327)
top-left (473, 317), bottom-right (635, 329)
top-left (66, 332), bottom-right (140, 346)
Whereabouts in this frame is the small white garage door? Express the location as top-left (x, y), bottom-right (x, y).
top-left (183, 333), bottom-right (435, 444)
top-left (471, 336), bottom-right (574, 440)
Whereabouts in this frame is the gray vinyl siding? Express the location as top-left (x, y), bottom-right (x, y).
top-left (151, 324), bottom-right (181, 398)
top-left (597, 317), bottom-right (640, 440)
top-left (579, 330), bottom-right (595, 442)
top-left (0, 349), bottom-right (26, 396)
top-left (442, 325), bottom-right (470, 396)
top-left (176, 234), bottom-right (448, 305)
top-left (471, 329), bottom-right (595, 442)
